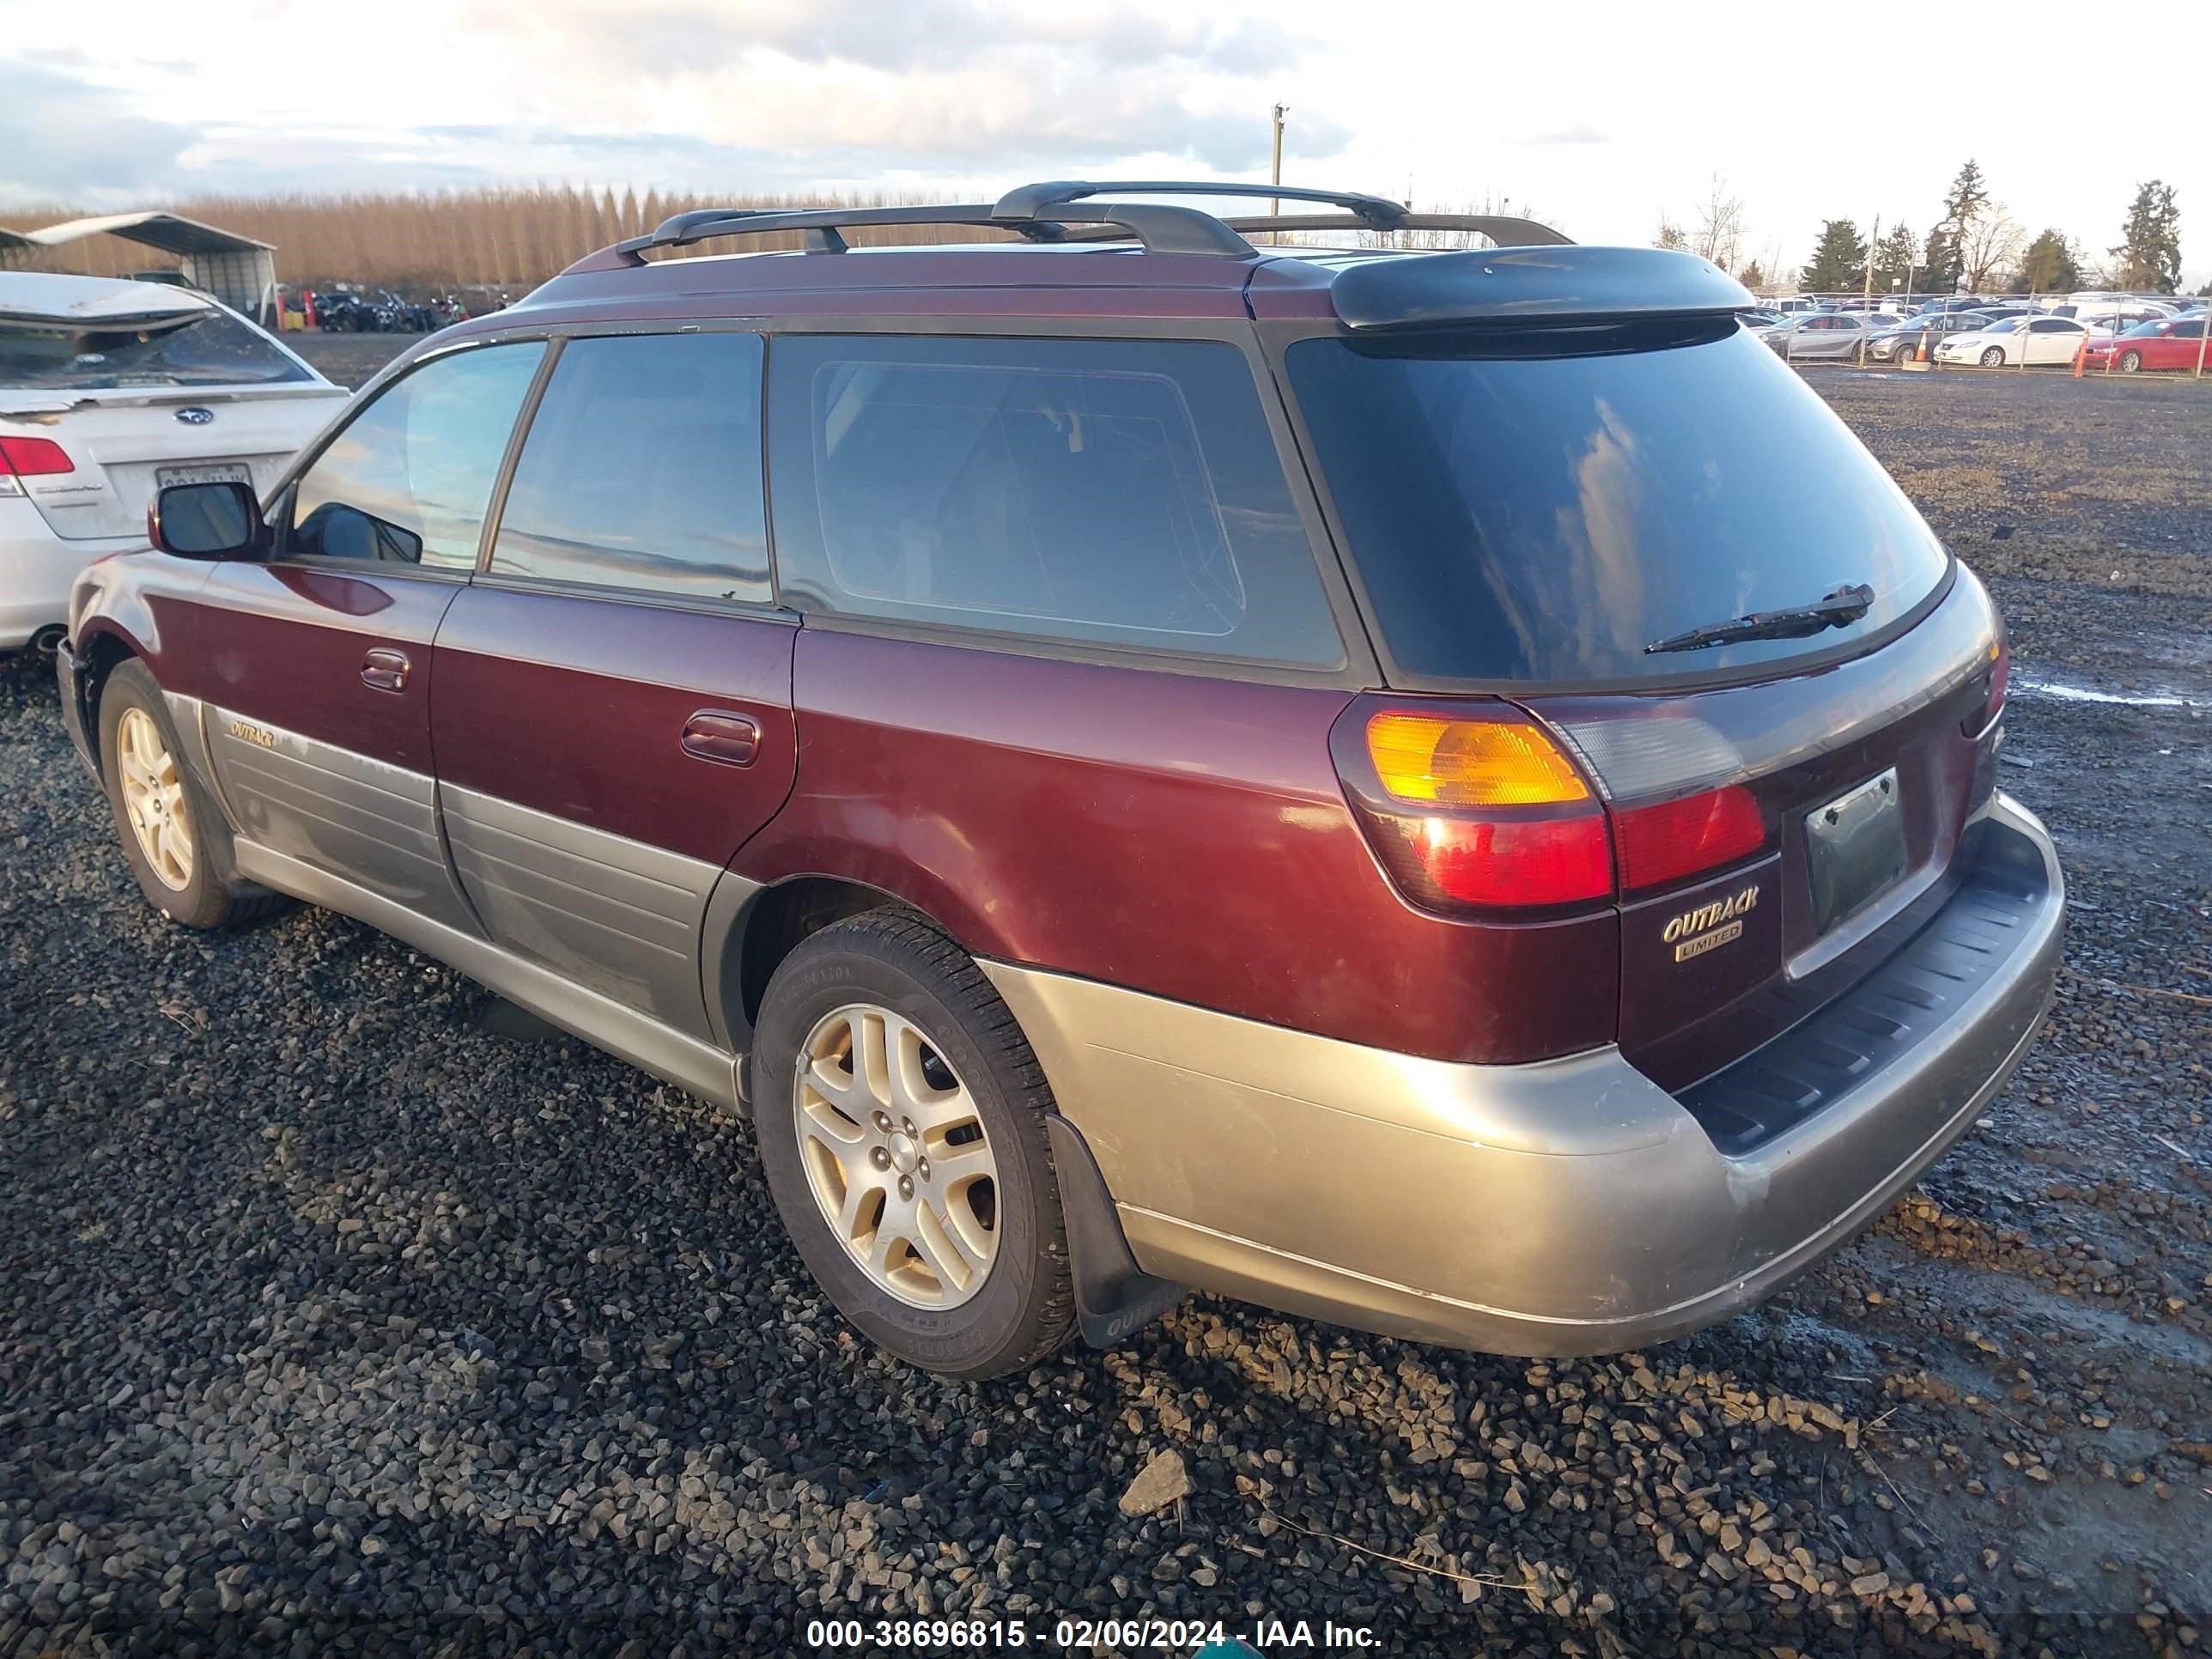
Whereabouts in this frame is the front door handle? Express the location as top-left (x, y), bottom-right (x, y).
top-left (682, 709), bottom-right (760, 768)
top-left (362, 647), bottom-right (410, 693)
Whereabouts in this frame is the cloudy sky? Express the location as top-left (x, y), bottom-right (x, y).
top-left (3, 0), bottom-right (2207, 286)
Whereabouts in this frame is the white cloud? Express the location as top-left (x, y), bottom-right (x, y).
top-left (2, 0), bottom-right (2208, 285)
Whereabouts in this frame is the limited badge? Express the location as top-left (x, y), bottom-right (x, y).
top-left (1664, 884), bottom-right (1759, 962)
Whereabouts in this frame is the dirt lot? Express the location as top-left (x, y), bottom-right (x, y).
top-left (1, 345), bottom-right (2207, 1656)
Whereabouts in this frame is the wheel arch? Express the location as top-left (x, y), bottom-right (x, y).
top-left (70, 622), bottom-right (150, 775)
top-left (708, 872), bottom-right (936, 1069)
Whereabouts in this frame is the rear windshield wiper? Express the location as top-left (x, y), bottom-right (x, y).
top-left (1644, 583), bottom-right (1875, 655)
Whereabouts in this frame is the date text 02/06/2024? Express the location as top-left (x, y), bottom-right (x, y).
top-left (802, 1617), bottom-right (1382, 1650)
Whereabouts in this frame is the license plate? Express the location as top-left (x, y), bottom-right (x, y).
top-left (155, 463), bottom-right (252, 489)
top-left (1805, 769), bottom-right (1907, 935)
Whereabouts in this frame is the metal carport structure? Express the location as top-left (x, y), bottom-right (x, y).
top-left (12, 214), bottom-right (278, 325)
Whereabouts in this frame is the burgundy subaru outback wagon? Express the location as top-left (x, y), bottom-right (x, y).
top-left (56, 183), bottom-right (2063, 1380)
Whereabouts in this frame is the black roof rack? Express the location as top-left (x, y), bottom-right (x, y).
top-left (988, 179), bottom-right (1414, 228)
top-left (1220, 212), bottom-right (1573, 248)
top-left (592, 180), bottom-right (1575, 270)
top-left (609, 191), bottom-right (1260, 264)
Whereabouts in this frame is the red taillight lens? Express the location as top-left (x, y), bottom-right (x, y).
top-left (1960, 630), bottom-right (2008, 737)
top-left (1612, 785), bottom-right (1766, 894)
top-left (0, 437), bottom-right (74, 477)
top-left (1381, 811), bottom-right (1614, 909)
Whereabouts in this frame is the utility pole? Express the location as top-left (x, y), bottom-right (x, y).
top-left (1860, 215), bottom-right (1878, 366)
top-left (1270, 104), bottom-right (1286, 217)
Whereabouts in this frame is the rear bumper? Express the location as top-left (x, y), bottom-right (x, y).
top-left (987, 793), bottom-right (2063, 1356)
top-left (0, 507), bottom-right (142, 653)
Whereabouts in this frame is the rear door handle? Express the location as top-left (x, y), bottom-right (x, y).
top-left (362, 647), bottom-right (410, 693)
top-left (681, 710), bottom-right (760, 768)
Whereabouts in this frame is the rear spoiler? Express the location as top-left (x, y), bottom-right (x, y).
top-left (1329, 246), bottom-right (1753, 331)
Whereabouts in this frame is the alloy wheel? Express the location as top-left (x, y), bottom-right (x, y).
top-left (2119, 351), bottom-right (2142, 374)
top-left (116, 707), bottom-right (195, 891)
top-left (793, 1002), bottom-right (1000, 1309)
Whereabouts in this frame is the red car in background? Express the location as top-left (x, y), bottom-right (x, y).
top-left (2081, 314), bottom-right (2209, 373)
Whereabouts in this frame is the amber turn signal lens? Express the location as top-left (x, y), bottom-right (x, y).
top-left (1364, 713), bottom-right (1591, 807)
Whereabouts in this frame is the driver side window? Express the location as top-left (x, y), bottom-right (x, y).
top-left (286, 342), bottom-right (544, 568)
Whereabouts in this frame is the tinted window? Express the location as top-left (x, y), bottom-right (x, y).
top-left (490, 333), bottom-right (769, 603)
top-left (289, 343), bottom-right (543, 568)
top-left (1286, 325), bottom-right (1951, 686)
top-left (0, 307), bottom-right (313, 391)
top-left (768, 335), bottom-right (1343, 665)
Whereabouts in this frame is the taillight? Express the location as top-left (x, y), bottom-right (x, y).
top-left (1960, 628), bottom-right (2008, 738)
top-left (1334, 700), bottom-right (1777, 916)
top-left (1612, 785), bottom-right (1766, 894)
top-left (0, 437), bottom-right (74, 477)
top-left (1334, 703), bottom-right (1613, 915)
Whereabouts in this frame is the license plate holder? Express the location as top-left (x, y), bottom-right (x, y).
top-left (155, 462), bottom-right (252, 489)
top-left (1805, 768), bottom-right (1907, 935)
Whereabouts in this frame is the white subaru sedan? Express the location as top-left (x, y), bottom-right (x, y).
top-left (1, 273), bottom-right (349, 653)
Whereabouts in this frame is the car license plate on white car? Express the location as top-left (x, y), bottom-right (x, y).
top-left (155, 463), bottom-right (252, 489)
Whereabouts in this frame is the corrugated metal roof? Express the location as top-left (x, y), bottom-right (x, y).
top-left (22, 213), bottom-right (273, 257)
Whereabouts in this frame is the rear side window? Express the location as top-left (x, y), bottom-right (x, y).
top-left (0, 307), bottom-right (312, 391)
top-left (489, 332), bottom-right (769, 604)
top-left (1287, 326), bottom-right (1951, 686)
top-left (767, 335), bottom-right (1343, 666)
top-left (289, 342), bottom-right (544, 568)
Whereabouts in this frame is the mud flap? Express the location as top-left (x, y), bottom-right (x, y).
top-left (1046, 1114), bottom-right (1188, 1348)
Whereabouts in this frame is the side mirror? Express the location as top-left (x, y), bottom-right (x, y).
top-left (148, 481), bottom-right (265, 560)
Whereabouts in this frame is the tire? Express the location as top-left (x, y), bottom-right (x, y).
top-left (751, 909), bottom-right (1077, 1379)
top-left (98, 661), bottom-right (288, 930)
top-left (1979, 346), bottom-right (2005, 368)
top-left (2118, 350), bottom-right (2142, 374)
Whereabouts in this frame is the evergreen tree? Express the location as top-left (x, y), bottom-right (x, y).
top-left (1802, 219), bottom-right (1867, 292)
top-left (1942, 160), bottom-right (1990, 228)
top-left (1737, 259), bottom-right (1766, 290)
top-left (2013, 229), bottom-right (2082, 295)
top-left (1872, 224), bottom-right (1918, 294)
top-left (1921, 161), bottom-right (1990, 295)
top-left (1921, 221), bottom-right (1960, 295)
top-left (2109, 181), bottom-right (2181, 293)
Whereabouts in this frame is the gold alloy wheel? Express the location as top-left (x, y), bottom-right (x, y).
top-left (115, 707), bottom-right (195, 892)
top-left (793, 1002), bottom-right (1000, 1310)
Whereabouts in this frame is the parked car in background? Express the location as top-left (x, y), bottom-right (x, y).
top-left (1863, 312), bottom-right (1993, 362)
top-left (1758, 311), bottom-right (1875, 359)
top-left (1, 273), bottom-right (348, 653)
top-left (51, 181), bottom-right (2060, 1382)
top-left (1935, 314), bottom-right (2090, 367)
top-left (2080, 314), bottom-right (2209, 373)
top-left (1739, 308), bottom-right (1785, 330)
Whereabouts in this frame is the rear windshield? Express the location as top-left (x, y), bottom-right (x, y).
top-left (0, 309), bottom-right (311, 391)
top-left (1286, 325), bottom-right (1950, 685)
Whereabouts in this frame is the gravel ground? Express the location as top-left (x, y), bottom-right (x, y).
top-left (2, 345), bottom-right (2207, 1656)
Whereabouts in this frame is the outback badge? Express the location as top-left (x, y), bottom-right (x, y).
top-left (1664, 884), bottom-right (1759, 962)
top-left (228, 719), bottom-right (276, 749)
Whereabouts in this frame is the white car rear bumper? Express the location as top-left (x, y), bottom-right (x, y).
top-left (0, 495), bottom-right (141, 652)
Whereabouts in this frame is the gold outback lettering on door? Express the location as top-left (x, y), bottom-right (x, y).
top-left (1663, 884), bottom-right (1759, 962)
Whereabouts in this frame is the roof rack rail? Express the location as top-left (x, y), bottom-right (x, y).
top-left (1220, 213), bottom-right (1572, 247)
top-left (576, 181), bottom-right (1571, 273)
top-left (989, 179), bottom-right (1413, 228)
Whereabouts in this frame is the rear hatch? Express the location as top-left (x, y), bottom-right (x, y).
top-left (2, 301), bottom-right (345, 540)
top-left (1283, 259), bottom-right (2006, 1092)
